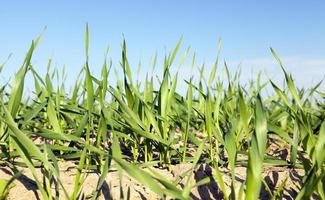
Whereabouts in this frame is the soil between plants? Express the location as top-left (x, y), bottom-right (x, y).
top-left (0, 160), bottom-right (313, 200)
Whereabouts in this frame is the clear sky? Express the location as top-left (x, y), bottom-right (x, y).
top-left (0, 1), bottom-right (324, 90)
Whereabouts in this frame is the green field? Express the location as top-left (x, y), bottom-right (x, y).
top-left (0, 25), bottom-right (324, 200)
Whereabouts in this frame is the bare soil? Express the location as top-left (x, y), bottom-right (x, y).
top-left (0, 160), bottom-right (311, 200)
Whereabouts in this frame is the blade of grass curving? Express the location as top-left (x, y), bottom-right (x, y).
top-left (71, 148), bottom-right (87, 200)
top-left (290, 120), bottom-right (299, 166)
top-left (270, 48), bottom-right (302, 109)
top-left (47, 98), bottom-right (62, 134)
top-left (113, 157), bottom-right (164, 197)
top-left (245, 94), bottom-right (268, 200)
top-left (182, 77), bottom-right (193, 162)
top-left (91, 154), bottom-right (112, 200)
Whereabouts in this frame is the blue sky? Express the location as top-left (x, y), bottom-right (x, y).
top-left (0, 1), bottom-right (324, 90)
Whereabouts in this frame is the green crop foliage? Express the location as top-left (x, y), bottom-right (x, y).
top-left (0, 25), bottom-right (324, 199)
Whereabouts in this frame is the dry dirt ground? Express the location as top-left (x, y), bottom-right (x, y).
top-left (0, 134), bottom-right (320, 199)
top-left (0, 161), bottom-right (316, 200)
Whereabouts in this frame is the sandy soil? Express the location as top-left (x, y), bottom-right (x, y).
top-left (0, 133), bottom-right (320, 199)
top-left (0, 160), bottom-right (315, 200)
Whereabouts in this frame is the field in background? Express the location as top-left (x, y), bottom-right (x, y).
top-left (0, 25), bottom-right (324, 200)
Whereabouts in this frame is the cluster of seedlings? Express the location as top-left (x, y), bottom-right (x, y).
top-left (0, 25), bottom-right (324, 199)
